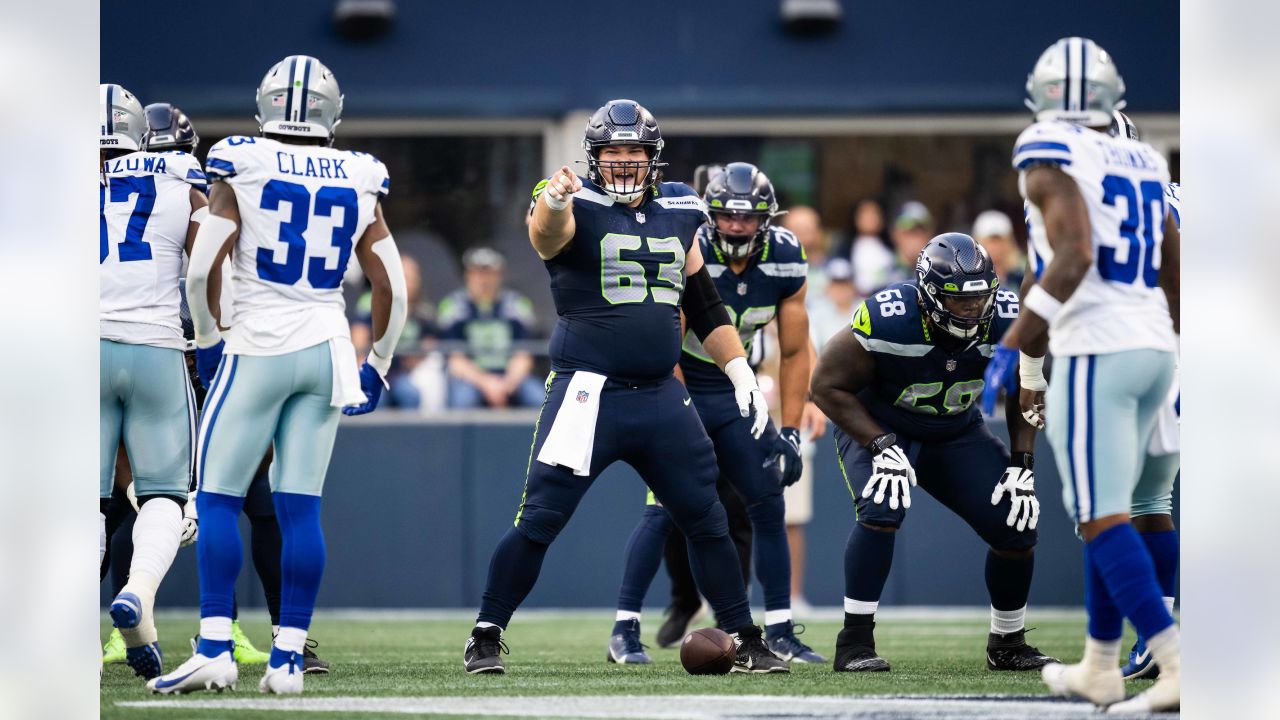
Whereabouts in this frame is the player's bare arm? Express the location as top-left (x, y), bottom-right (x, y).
top-left (352, 203), bottom-right (409, 380)
top-left (810, 330), bottom-right (883, 448)
top-left (183, 186), bottom-right (209, 256)
top-left (529, 165), bottom-right (580, 260)
top-left (1015, 256), bottom-right (1048, 425)
top-left (776, 282), bottom-right (810, 428)
top-left (1159, 211), bottom-right (1180, 334)
top-left (1001, 166), bottom-right (1092, 351)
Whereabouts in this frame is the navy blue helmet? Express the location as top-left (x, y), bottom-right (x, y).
top-left (1108, 110), bottom-right (1141, 141)
top-left (581, 99), bottom-right (666, 203)
top-left (143, 103), bottom-right (199, 154)
top-left (915, 233), bottom-right (999, 339)
top-left (703, 162), bottom-right (780, 261)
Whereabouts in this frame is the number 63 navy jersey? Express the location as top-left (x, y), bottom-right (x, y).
top-left (851, 280), bottom-right (1019, 441)
top-left (204, 135), bottom-right (389, 356)
top-left (541, 176), bottom-right (708, 384)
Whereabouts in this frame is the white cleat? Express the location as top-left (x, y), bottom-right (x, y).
top-left (259, 654), bottom-right (304, 695)
top-left (147, 651), bottom-right (237, 695)
top-left (1107, 672), bottom-right (1180, 714)
top-left (1042, 661), bottom-right (1125, 708)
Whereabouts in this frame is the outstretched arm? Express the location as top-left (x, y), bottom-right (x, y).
top-left (528, 166), bottom-right (580, 260)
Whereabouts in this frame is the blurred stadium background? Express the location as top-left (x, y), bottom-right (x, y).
top-left (101, 0), bottom-right (1178, 615)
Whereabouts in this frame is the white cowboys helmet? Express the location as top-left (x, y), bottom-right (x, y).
top-left (1025, 37), bottom-right (1125, 127)
top-left (256, 55), bottom-right (343, 143)
top-left (100, 84), bottom-right (146, 152)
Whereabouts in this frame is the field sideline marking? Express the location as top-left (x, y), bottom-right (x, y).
top-left (118, 693), bottom-right (1177, 719)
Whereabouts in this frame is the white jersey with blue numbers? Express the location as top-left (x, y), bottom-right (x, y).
top-left (100, 150), bottom-right (206, 350)
top-left (1015, 121), bottom-right (1177, 357)
top-left (205, 136), bottom-right (389, 355)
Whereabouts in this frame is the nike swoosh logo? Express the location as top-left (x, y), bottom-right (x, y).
top-left (153, 669), bottom-right (197, 688)
top-left (1135, 648), bottom-right (1151, 665)
top-left (683, 398), bottom-right (691, 406)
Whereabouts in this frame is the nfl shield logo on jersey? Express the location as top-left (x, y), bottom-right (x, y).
top-left (576, 390), bottom-right (590, 404)
top-left (635, 211), bottom-right (646, 224)
top-left (946, 359), bottom-right (957, 372)
top-left (737, 282), bottom-right (748, 296)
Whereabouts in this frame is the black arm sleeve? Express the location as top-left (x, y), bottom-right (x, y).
top-left (683, 265), bottom-right (732, 342)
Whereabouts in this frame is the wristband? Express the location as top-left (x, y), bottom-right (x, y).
top-left (1018, 352), bottom-right (1048, 391)
top-left (190, 206), bottom-right (209, 224)
top-left (1015, 452), bottom-right (1035, 470)
top-left (1023, 285), bottom-right (1064, 322)
top-left (543, 184), bottom-right (569, 211)
top-left (866, 432), bottom-right (897, 454)
top-left (724, 356), bottom-right (758, 392)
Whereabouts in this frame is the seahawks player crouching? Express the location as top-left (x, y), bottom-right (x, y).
top-left (811, 234), bottom-right (1056, 673)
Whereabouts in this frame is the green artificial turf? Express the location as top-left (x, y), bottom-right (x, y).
top-left (101, 611), bottom-right (1150, 719)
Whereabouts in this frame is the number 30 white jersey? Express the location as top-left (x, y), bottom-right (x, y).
top-left (1014, 121), bottom-right (1177, 357)
top-left (101, 151), bottom-right (206, 350)
top-left (204, 136), bottom-right (389, 356)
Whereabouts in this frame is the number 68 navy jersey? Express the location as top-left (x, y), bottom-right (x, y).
top-left (851, 280), bottom-right (1019, 441)
top-left (204, 135), bottom-right (389, 356)
top-left (542, 176), bottom-right (708, 384)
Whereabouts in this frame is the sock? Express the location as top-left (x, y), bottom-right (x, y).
top-left (270, 626), bottom-right (307, 668)
top-left (1083, 540), bottom-right (1123, 640)
top-left (109, 512), bottom-right (135, 596)
top-left (99, 512), bottom-right (107, 567)
top-left (119, 498), bottom-right (183, 646)
top-left (475, 621), bottom-right (501, 631)
top-left (1140, 529), bottom-right (1178, 603)
top-left (197, 616), bottom-right (233, 656)
top-left (273, 492), bottom-right (326, 631)
top-left (198, 491), bottom-right (247, 625)
top-left (764, 608), bottom-right (793, 637)
top-left (478, 528), bottom-right (550, 628)
top-left (615, 610), bottom-right (642, 623)
top-left (611, 614), bottom-right (640, 636)
top-left (250, 514), bottom-right (284, 627)
top-left (1144, 624), bottom-right (1181, 675)
top-left (1082, 635), bottom-right (1121, 672)
top-left (990, 606), bottom-right (1026, 635)
top-left (844, 524), bottom-right (895, 627)
top-left (746, 494), bottom-right (791, 613)
top-left (616, 505), bottom-right (674, 614)
top-left (1089, 524), bottom-right (1175, 641)
top-left (843, 598), bottom-right (877, 629)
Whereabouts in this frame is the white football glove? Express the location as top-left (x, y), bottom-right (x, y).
top-left (991, 467), bottom-right (1040, 531)
top-left (180, 491), bottom-right (199, 547)
top-left (863, 445), bottom-right (917, 510)
top-left (724, 357), bottom-right (768, 439)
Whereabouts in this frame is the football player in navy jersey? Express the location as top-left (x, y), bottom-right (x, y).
top-left (465, 100), bottom-right (787, 675)
top-left (811, 233), bottom-right (1057, 673)
top-left (608, 163), bottom-right (822, 665)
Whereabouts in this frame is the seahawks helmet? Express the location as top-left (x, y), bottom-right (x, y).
top-left (916, 233), bottom-right (999, 340)
top-left (582, 99), bottom-right (666, 203)
top-left (143, 103), bottom-right (199, 153)
top-left (1025, 37), bottom-right (1125, 127)
top-left (1108, 110), bottom-right (1141, 141)
top-left (100, 84), bottom-right (146, 152)
top-left (704, 162), bottom-right (780, 261)
top-left (256, 55), bottom-right (343, 143)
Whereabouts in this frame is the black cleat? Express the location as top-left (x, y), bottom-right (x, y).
top-left (986, 629), bottom-right (1058, 670)
top-left (731, 625), bottom-right (790, 673)
top-left (833, 624), bottom-right (890, 672)
top-left (303, 639), bottom-right (331, 674)
top-left (463, 626), bottom-right (508, 674)
top-left (656, 603), bottom-right (705, 649)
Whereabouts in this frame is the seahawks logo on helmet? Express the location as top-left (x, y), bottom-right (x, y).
top-left (915, 233), bottom-right (999, 340)
top-left (703, 162), bottom-right (781, 262)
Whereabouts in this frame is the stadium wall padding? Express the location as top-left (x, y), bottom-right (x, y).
top-left (103, 415), bottom-right (1177, 611)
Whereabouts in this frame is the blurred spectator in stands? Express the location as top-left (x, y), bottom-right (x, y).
top-left (885, 200), bottom-right (933, 288)
top-left (351, 254), bottom-right (437, 410)
top-left (439, 247), bottom-right (543, 409)
top-left (808, 257), bottom-right (858, 351)
top-left (972, 209), bottom-right (1025, 289)
top-left (781, 205), bottom-right (830, 301)
top-left (846, 197), bottom-right (895, 298)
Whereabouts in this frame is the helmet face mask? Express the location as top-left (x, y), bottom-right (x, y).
top-left (255, 55), bottom-right (344, 145)
top-left (703, 162), bottom-right (779, 261)
top-left (582, 99), bottom-right (666, 203)
top-left (915, 233), bottom-right (999, 340)
top-left (1025, 37), bottom-right (1125, 127)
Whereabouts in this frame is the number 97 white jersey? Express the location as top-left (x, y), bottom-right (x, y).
top-left (1014, 121), bottom-right (1177, 357)
top-left (205, 135), bottom-right (389, 355)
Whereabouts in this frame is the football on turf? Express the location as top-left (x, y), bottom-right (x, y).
top-left (680, 627), bottom-right (735, 675)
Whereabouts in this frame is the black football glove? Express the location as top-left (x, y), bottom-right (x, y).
top-left (765, 427), bottom-right (803, 487)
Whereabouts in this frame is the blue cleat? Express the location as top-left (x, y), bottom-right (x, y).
top-left (109, 591), bottom-right (143, 630)
top-left (766, 621), bottom-right (827, 663)
top-left (606, 619), bottom-right (652, 664)
top-left (1121, 636), bottom-right (1159, 680)
top-left (125, 642), bottom-right (164, 680)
